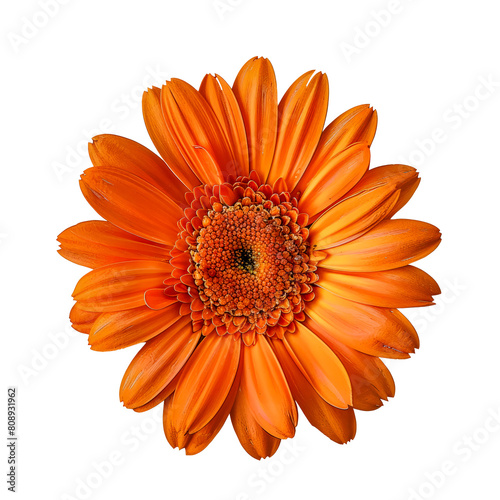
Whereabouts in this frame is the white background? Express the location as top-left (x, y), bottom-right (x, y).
top-left (2, 1), bottom-right (499, 499)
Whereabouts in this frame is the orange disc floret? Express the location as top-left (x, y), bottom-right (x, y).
top-left (163, 173), bottom-right (319, 346)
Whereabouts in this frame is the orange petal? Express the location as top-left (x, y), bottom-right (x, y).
top-left (295, 143), bottom-right (371, 219)
top-left (142, 86), bottom-right (201, 190)
top-left (233, 57), bottom-right (278, 181)
top-left (199, 73), bottom-right (249, 177)
top-left (230, 382), bottom-right (281, 459)
top-left (309, 183), bottom-right (400, 250)
top-left (163, 394), bottom-right (180, 448)
top-left (304, 316), bottom-right (395, 411)
top-left (163, 363), bottom-right (241, 455)
top-left (144, 288), bottom-right (177, 310)
top-left (88, 303), bottom-right (181, 351)
top-left (318, 219), bottom-right (442, 272)
top-left (163, 389), bottom-right (227, 453)
top-left (88, 134), bottom-right (188, 207)
top-left (72, 260), bottom-right (172, 312)
top-left (282, 322), bottom-right (352, 408)
top-left (80, 167), bottom-right (183, 246)
top-left (57, 221), bottom-right (170, 269)
top-left (317, 266), bottom-right (441, 308)
top-left (271, 338), bottom-right (356, 444)
top-left (163, 393), bottom-right (191, 450)
top-left (340, 164), bottom-right (420, 219)
top-left (69, 302), bottom-right (100, 333)
top-left (170, 334), bottom-right (241, 434)
top-left (306, 286), bottom-right (419, 359)
top-left (161, 79), bottom-right (235, 184)
top-left (119, 315), bottom-right (198, 408)
top-left (133, 371), bottom-right (181, 413)
top-left (267, 71), bottom-right (329, 189)
top-left (241, 334), bottom-right (297, 439)
top-left (310, 104), bottom-right (377, 163)
top-left (183, 359), bottom-right (242, 455)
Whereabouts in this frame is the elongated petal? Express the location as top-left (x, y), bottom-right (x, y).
top-left (230, 383), bottom-right (281, 460)
top-left (318, 219), bottom-right (442, 272)
top-left (241, 334), bottom-right (297, 439)
top-left (58, 221), bottom-right (170, 269)
top-left (88, 134), bottom-right (188, 207)
top-left (200, 73), bottom-right (249, 177)
top-left (89, 303), bottom-right (181, 351)
top-left (163, 392), bottom-right (202, 451)
top-left (133, 371), bottom-right (181, 413)
top-left (317, 266), bottom-right (441, 308)
top-left (163, 394), bottom-right (180, 448)
top-left (144, 288), bottom-right (177, 310)
top-left (171, 334), bottom-right (241, 434)
top-left (340, 164), bottom-right (420, 219)
top-left (283, 323), bottom-right (352, 408)
top-left (70, 302), bottom-right (100, 333)
top-left (183, 360), bottom-right (242, 455)
top-left (233, 57), bottom-right (278, 181)
top-left (164, 384), bottom-right (238, 454)
top-left (73, 260), bottom-right (172, 312)
top-left (161, 79), bottom-right (235, 184)
top-left (80, 167), bottom-right (183, 245)
top-left (309, 184), bottom-right (400, 250)
top-left (307, 286), bottom-right (419, 358)
top-left (271, 338), bottom-right (356, 443)
top-left (120, 315), bottom-right (198, 408)
top-left (304, 316), bottom-right (395, 410)
top-left (267, 71), bottom-right (329, 189)
top-left (310, 105), bottom-right (377, 164)
top-left (296, 143), bottom-right (371, 219)
top-left (142, 86), bottom-right (201, 189)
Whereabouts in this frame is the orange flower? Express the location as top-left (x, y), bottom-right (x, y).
top-left (58, 57), bottom-right (441, 459)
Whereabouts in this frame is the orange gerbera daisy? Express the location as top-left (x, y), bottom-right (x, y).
top-left (58, 57), bottom-right (441, 459)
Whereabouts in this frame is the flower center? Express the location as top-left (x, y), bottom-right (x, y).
top-left (234, 247), bottom-right (256, 273)
top-left (167, 175), bottom-right (319, 343)
top-left (191, 202), bottom-right (307, 323)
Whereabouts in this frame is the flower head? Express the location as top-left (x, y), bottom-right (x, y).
top-left (58, 57), bottom-right (441, 459)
